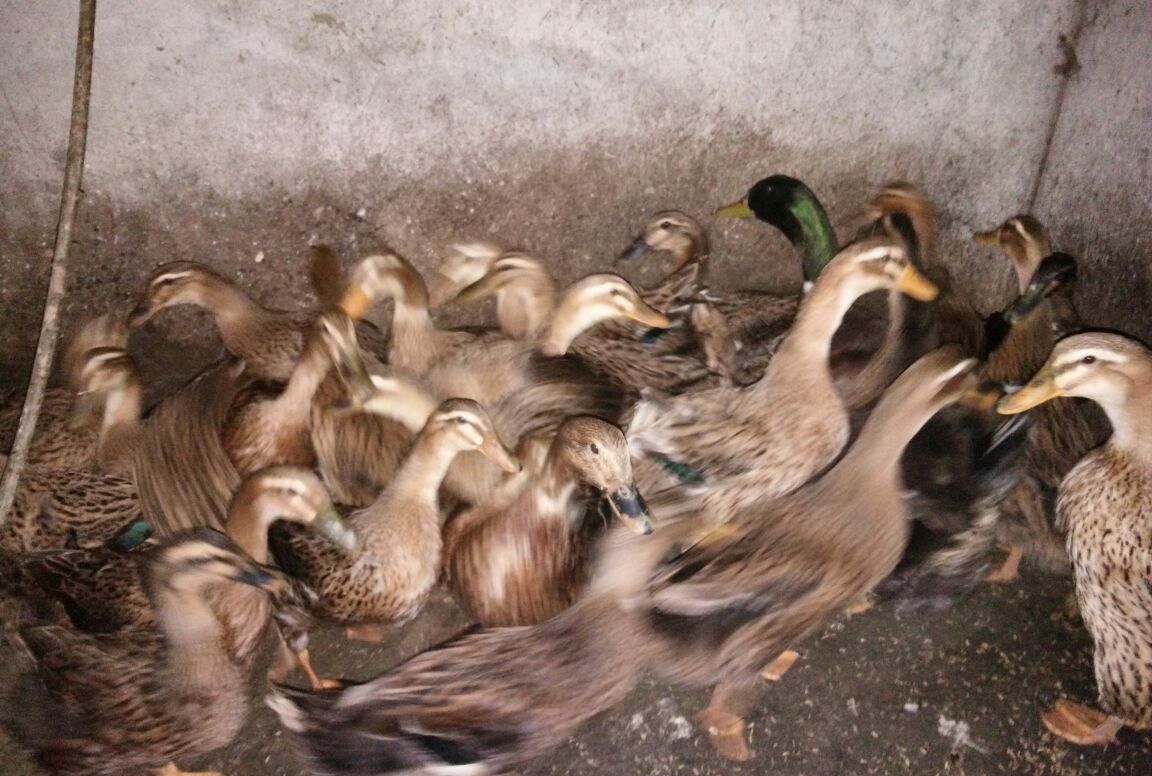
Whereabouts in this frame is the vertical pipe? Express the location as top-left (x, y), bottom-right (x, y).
top-left (0, 0), bottom-right (98, 524)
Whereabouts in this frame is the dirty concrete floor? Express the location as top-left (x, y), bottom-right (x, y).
top-left (2, 569), bottom-right (1150, 776)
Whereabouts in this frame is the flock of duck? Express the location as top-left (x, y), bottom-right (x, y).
top-left (0, 174), bottom-right (1148, 775)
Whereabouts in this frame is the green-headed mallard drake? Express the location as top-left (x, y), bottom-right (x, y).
top-left (998, 331), bottom-right (1152, 745)
top-left (444, 416), bottom-right (653, 626)
top-left (4, 528), bottom-right (289, 776)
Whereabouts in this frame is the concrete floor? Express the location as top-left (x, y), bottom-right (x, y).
top-left (3, 569), bottom-right (1150, 775)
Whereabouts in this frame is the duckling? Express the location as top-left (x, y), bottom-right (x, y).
top-left (628, 239), bottom-right (937, 509)
top-left (4, 528), bottom-right (288, 776)
top-left (268, 347), bottom-right (976, 772)
top-left (621, 347), bottom-right (978, 761)
top-left (444, 416), bottom-right (653, 626)
top-left (222, 310), bottom-right (370, 475)
top-left (269, 400), bottom-right (518, 640)
top-left (998, 331), bottom-right (1152, 745)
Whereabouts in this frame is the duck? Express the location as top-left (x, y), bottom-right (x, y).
top-left (267, 347), bottom-right (976, 773)
top-left (874, 254), bottom-right (1080, 611)
top-left (0, 460), bottom-right (143, 554)
top-left (129, 258), bottom-right (389, 382)
top-left (426, 241), bottom-right (506, 309)
top-left (974, 214), bottom-right (1080, 336)
top-left (268, 589), bottom-right (644, 776)
top-left (4, 527), bottom-right (289, 776)
top-left (221, 310), bottom-right (371, 476)
top-left (335, 252), bottom-right (487, 376)
top-left (3, 467), bottom-right (357, 690)
top-left (617, 346), bottom-right (980, 761)
top-left (444, 415), bottom-right (654, 626)
top-left (997, 331), bottom-right (1152, 745)
top-left (129, 357), bottom-right (247, 534)
top-left (972, 218), bottom-right (1109, 581)
top-left (129, 260), bottom-right (315, 382)
top-left (269, 399), bottom-right (519, 641)
top-left (628, 239), bottom-right (937, 509)
top-left (0, 315), bottom-right (132, 473)
top-left (451, 253), bottom-right (711, 394)
top-left (1, 348), bottom-right (147, 553)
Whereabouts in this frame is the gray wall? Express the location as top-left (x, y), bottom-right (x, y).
top-left (1, 0), bottom-right (1147, 374)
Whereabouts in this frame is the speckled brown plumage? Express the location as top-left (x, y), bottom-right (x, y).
top-left (445, 417), bottom-right (644, 626)
top-left (1060, 444), bottom-right (1152, 724)
top-left (3, 530), bottom-right (283, 776)
top-left (272, 400), bottom-right (513, 626)
top-left (0, 464), bottom-right (142, 553)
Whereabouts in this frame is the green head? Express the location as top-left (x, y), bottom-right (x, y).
top-left (716, 174), bottom-right (838, 282)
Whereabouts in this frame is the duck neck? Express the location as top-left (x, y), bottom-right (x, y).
top-left (224, 497), bottom-right (280, 565)
top-left (668, 232), bottom-right (709, 274)
top-left (198, 278), bottom-right (277, 346)
top-left (389, 285), bottom-right (440, 373)
top-left (1099, 377), bottom-right (1152, 460)
top-left (1008, 241), bottom-right (1048, 293)
top-left (381, 388), bottom-right (439, 434)
top-left (98, 382), bottom-right (143, 470)
top-left (830, 392), bottom-right (941, 489)
top-left (498, 279), bottom-right (557, 340)
top-left (273, 335), bottom-right (331, 422)
top-left (540, 293), bottom-right (609, 356)
top-left (535, 445), bottom-right (580, 524)
top-left (383, 432), bottom-right (459, 513)
top-left (775, 192), bottom-right (837, 282)
top-left (151, 584), bottom-right (229, 681)
top-left (763, 270), bottom-right (858, 385)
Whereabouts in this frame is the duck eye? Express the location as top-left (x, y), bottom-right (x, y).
top-left (1082, 355), bottom-right (1096, 365)
top-left (659, 221), bottom-right (673, 230)
top-left (589, 443), bottom-right (599, 455)
top-left (455, 417), bottom-right (468, 424)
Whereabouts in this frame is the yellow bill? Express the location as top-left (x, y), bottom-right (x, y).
top-left (479, 437), bottom-right (521, 473)
top-left (997, 370), bottom-right (1062, 414)
top-left (339, 284), bottom-right (372, 320)
top-left (715, 198), bottom-right (754, 219)
top-left (972, 228), bottom-right (1001, 246)
top-left (896, 265), bottom-right (940, 301)
top-left (626, 300), bottom-right (671, 329)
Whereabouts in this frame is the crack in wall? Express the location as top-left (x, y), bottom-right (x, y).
top-left (1026, 0), bottom-right (1096, 211)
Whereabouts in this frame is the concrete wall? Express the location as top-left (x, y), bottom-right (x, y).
top-left (1, 0), bottom-right (1146, 375)
top-left (1033, 0), bottom-right (1152, 339)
